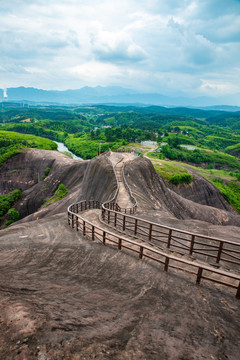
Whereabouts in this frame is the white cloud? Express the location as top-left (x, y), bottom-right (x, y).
top-left (90, 24), bottom-right (147, 63)
top-left (0, 0), bottom-right (239, 101)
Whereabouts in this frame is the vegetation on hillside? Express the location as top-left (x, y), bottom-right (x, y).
top-left (1, 103), bottom-right (240, 167)
top-left (159, 143), bottom-right (240, 169)
top-left (211, 179), bottom-right (240, 212)
top-left (0, 189), bottom-right (22, 219)
top-left (153, 162), bottom-right (193, 185)
top-left (225, 143), bottom-right (240, 158)
top-left (0, 130), bottom-right (57, 166)
top-left (42, 183), bottom-right (68, 207)
top-left (4, 208), bottom-right (20, 228)
top-left (1, 103), bottom-right (240, 211)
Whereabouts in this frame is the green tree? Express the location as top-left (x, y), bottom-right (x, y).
top-left (7, 208), bottom-right (20, 221)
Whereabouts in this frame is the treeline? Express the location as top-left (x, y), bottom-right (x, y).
top-left (65, 135), bottom-right (122, 159)
top-left (160, 144), bottom-right (240, 169)
top-left (2, 119), bottom-right (90, 141)
top-left (0, 106), bottom-right (87, 123)
top-left (1, 104), bottom-right (240, 166)
top-left (97, 112), bottom-right (240, 151)
top-left (97, 112), bottom-right (205, 129)
top-left (207, 112), bottom-right (240, 130)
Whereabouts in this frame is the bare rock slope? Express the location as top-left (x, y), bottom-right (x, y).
top-left (0, 214), bottom-right (239, 360)
top-left (0, 149), bottom-right (116, 225)
top-left (1, 149), bottom-right (240, 229)
top-left (125, 157), bottom-right (240, 229)
top-left (0, 149), bottom-right (240, 359)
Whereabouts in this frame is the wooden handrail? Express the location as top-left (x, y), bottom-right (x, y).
top-left (103, 155), bottom-right (137, 215)
top-left (101, 207), bottom-right (240, 247)
top-left (67, 200), bottom-right (240, 299)
top-left (99, 154), bottom-right (240, 269)
top-left (67, 152), bottom-right (240, 297)
top-left (79, 153), bottom-right (240, 268)
top-left (100, 207), bottom-right (240, 268)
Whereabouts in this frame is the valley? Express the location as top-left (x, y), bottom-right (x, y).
top-left (0, 103), bottom-right (240, 359)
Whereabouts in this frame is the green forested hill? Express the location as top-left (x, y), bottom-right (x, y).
top-left (0, 130), bottom-right (57, 166)
top-left (1, 103), bottom-right (240, 165)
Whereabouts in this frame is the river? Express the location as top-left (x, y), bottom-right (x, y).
top-left (54, 141), bottom-right (83, 160)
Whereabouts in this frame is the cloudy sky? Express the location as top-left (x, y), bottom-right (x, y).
top-left (0, 0), bottom-right (240, 99)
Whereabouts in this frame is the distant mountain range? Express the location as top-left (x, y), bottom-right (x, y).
top-left (1, 86), bottom-right (240, 109)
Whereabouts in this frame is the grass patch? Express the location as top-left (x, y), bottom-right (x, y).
top-left (151, 157), bottom-right (240, 211)
top-left (149, 154), bottom-right (240, 182)
top-left (170, 173), bottom-right (193, 185)
top-left (41, 167), bottom-right (51, 180)
top-left (43, 184), bottom-right (68, 207)
top-left (153, 161), bottom-right (189, 181)
top-left (0, 130), bottom-right (57, 167)
top-left (149, 144), bottom-right (240, 170)
top-left (211, 179), bottom-right (240, 213)
top-left (0, 130), bottom-right (57, 150)
top-left (60, 151), bottom-right (73, 158)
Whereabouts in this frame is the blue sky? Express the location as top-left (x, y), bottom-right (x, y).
top-left (0, 0), bottom-right (240, 100)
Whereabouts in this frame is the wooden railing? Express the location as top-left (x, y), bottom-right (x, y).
top-left (100, 207), bottom-right (240, 270)
top-left (121, 161), bottom-right (137, 214)
top-left (68, 200), bottom-right (240, 299)
top-left (102, 155), bottom-right (120, 207)
top-left (103, 155), bottom-right (137, 215)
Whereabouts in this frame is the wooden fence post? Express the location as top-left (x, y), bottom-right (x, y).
top-left (103, 231), bottom-right (106, 245)
top-left (114, 212), bottom-right (117, 227)
top-left (71, 214), bottom-right (74, 228)
top-left (190, 235), bottom-right (195, 255)
top-left (108, 210), bottom-right (110, 224)
top-left (196, 267), bottom-right (203, 285)
top-left (164, 257), bottom-right (169, 272)
top-left (92, 226), bottom-right (95, 241)
top-left (167, 229), bottom-right (172, 248)
top-left (118, 238), bottom-right (122, 250)
top-left (83, 221), bottom-right (86, 235)
top-left (123, 215), bottom-right (126, 231)
top-left (216, 242), bottom-right (223, 263)
top-left (134, 219), bottom-right (138, 235)
top-left (139, 246), bottom-right (143, 259)
top-left (148, 223), bottom-right (152, 241)
top-left (236, 282), bottom-right (240, 299)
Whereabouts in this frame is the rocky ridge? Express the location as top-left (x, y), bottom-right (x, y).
top-left (0, 149), bottom-right (240, 359)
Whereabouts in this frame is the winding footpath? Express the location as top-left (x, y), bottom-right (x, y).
top-left (68, 151), bottom-right (240, 298)
top-left (108, 151), bottom-right (136, 210)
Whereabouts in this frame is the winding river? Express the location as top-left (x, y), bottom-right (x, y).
top-left (54, 141), bottom-right (83, 160)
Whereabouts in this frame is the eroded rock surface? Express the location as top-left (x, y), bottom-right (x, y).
top-left (0, 215), bottom-right (239, 360)
top-left (0, 149), bottom-right (240, 359)
top-left (0, 149), bottom-right (116, 226)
